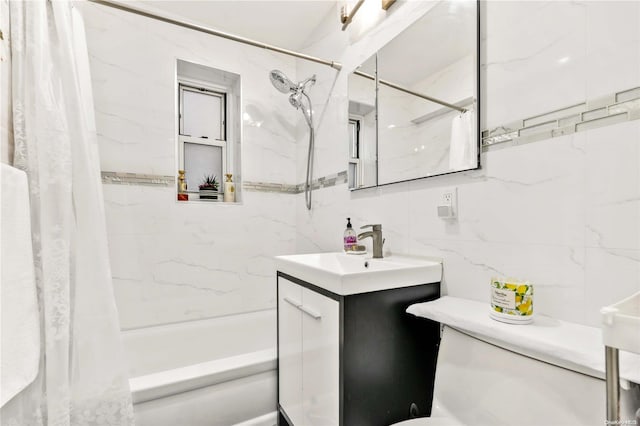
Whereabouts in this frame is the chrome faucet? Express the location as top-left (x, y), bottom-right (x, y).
top-left (357, 224), bottom-right (384, 259)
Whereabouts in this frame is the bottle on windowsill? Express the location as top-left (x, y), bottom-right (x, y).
top-left (177, 170), bottom-right (188, 201)
top-left (223, 173), bottom-right (235, 203)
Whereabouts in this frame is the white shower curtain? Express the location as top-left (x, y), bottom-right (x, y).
top-left (2, 1), bottom-right (135, 425)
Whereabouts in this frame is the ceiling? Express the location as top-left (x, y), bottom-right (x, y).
top-left (137, 0), bottom-right (337, 51)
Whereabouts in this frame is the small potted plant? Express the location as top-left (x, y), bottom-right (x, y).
top-left (198, 174), bottom-right (219, 200)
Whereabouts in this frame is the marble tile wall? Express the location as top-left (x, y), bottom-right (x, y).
top-left (103, 184), bottom-right (295, 328)
top-left (295, 0), bottom-right (640, 327)
top-left (79, 3), bottom-right (299, 329)
top-left (79, 0), bottom-right (639, 329)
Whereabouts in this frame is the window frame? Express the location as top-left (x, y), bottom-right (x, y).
top-left (348, 117), bottom-right (363, 189)
top-left (177, 79), bottom-right (229, 194)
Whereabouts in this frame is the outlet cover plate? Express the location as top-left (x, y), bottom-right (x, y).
top-left (439, 187), bottom-right (457, 219)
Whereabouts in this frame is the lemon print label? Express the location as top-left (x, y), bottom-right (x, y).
top-left (490, 278), bottom-right (534, 317)
top-left (492, 288), bottom-right (516, 310)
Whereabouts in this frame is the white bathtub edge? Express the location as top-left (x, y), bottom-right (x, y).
top-left (130, 348), bottom-right (276, 404)
top-left (232, 411), bottom-right (277, 426)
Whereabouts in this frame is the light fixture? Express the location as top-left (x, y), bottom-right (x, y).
top-left (341, 0), bottom-right (397, 31)
top-left (340, 0), bottom-right (366, 31)
top-left (381, 0), bottom-right (396, 11)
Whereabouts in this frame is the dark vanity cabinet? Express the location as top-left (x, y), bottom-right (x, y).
top-left (277, 271), bottom-right (440, 426)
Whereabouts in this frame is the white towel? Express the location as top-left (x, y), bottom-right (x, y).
top-left (449, 110), bottom-right (477, 171)
top-left (1, 164), bottom-right (40, 407)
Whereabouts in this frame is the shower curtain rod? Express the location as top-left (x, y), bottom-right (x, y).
top-left (87, 0), bottom-right (343, 71)
top-left (353, 70), bottom-right (467, 113)
top-left (88, 0), bottom-right (464, 113)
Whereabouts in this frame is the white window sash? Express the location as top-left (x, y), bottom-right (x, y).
top-left (178, 83), bottom-right (227, 141)
top-left (178, 136), bottom-right (227, 194)
top-left (348, 158), bottom-right (362, 189)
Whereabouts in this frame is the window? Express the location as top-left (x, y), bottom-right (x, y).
top-left (176, 59), bottom-right (241, 202)
top-left (178, 83), bottom-right (227, 194)
top-left (348, 118), bottom-right (361, 189)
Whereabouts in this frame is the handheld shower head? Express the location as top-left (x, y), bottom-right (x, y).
top-left (289, 92), bottom-right (302, 109)
top-left (269, 70), bottom-right (296, 93)
top-left (268, 70), bottom-right (316, 211)
top-left (269, 70), bottom-right (314, 127)
top-left (290, 92), bottom-right (313, 128)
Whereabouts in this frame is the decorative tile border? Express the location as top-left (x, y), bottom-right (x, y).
top-left (244, 170), bottom-right (348, 194)
top-left (482, 87), bottom-right (640, 151)
top-left (102, 170), bottom-right (349, 194)
top-left (295, 170), bottom-right (348, 193)
top-left (101, 171), bottom-right (175, 187)
top-left (242, 181), bottom-right (298, 194)
top-left (103, 88), bottom-right (639, 190)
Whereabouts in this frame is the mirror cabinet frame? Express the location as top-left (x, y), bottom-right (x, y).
top-left (348, 0), bottom-right (481, 191)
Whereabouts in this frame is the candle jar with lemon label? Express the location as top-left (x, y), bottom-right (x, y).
top-left (490, 277), bottom-right (534, 324)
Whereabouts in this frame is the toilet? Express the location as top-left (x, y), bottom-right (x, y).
top-left (391, 325), bottom-right (605, 425)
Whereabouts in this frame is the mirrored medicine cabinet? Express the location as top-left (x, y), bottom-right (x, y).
top-left (347, 0), bottom-right (480, 190)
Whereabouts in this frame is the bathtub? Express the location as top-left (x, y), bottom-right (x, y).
top-left (122, 309), bottom-right (277, 426)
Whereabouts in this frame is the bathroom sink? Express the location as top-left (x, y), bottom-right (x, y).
top-left (275, 252), bottom-right (442, 295)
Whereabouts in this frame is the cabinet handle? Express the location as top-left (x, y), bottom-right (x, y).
top-left (299, 305), bottom-right (322, 320)
top-left (283, 297), bottom-right (322, 320)
top-left (283, 296), bottom-right (302, 308)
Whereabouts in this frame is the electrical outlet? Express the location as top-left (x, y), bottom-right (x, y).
top-left (442, 191), bottom-right (453, 204)
top-left (437, 188), bottom-right (458, 219)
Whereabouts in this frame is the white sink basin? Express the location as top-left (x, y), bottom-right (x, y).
top-left (275, 252), bottom-right (442, 296)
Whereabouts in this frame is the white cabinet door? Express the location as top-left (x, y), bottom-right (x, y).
top-left (301, 288), bottom-right (340, 426)
top-left (278, 278), bottom-right (304, 426)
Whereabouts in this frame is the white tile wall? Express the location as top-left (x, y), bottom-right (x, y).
top-left (294, 0), bottom-right (640, 327)
top-left (484, 1), bottom-right (589, 129)
top-left (77, 0), bottom-right (640, 329)
top-left (79, 3), bottom-right (299, 329)
top-left (585, 1), bottom-right (640, 100)
top-left (103, 184), bottom-right (296, 328)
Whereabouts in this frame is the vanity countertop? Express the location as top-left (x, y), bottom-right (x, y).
top-left (407, 296), bottom-right (640, 385)
top-left (276, 252), bottom-right (442, 296)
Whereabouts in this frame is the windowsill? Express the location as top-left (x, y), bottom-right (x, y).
top-left (176, 194), bottom-right (242, 205)
top-left (177, 200), bottom-right (243, 205)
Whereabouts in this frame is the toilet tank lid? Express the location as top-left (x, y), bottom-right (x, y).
top-left (407, 296), bottom-right (640, 385)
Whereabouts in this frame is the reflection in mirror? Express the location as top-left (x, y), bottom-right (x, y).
top-left (377, 0), bottom-right (478, 185)
top-left (347, 55), bottom-right (377, 189)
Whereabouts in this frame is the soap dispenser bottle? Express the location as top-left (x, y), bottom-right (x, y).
top-left (344, 218), bottom-right (357, 252)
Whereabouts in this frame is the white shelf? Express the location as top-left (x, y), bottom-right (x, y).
top-left (601, 291), bottom-right (640, 355)
top-left (407, 296), bottom-right (640, 384)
